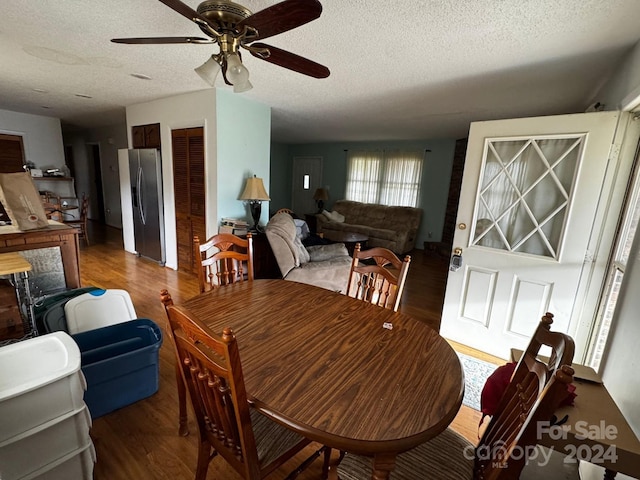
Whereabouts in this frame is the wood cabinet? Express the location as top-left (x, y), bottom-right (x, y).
top-left (132, 123), bottom-right (161, 149)
top-left (172, 127), bottom-right (206, 273)
top-left (246, 233), bottom-right (280, 279)
top-left (0, 222), bottom-right (81, 290)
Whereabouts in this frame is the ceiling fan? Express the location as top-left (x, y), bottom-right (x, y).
top-left (112, 0), bottom-right (330, 93)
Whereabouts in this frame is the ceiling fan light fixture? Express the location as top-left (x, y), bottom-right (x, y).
top-left (233, 79), bottom-right (253, 93)
top-left (195, 55), bottom-right (221, 86)
top-left (225, 53), bottom-right (251, 92)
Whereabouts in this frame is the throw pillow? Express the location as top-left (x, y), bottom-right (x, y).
top-left (293, 218), bottom-right (310, 240)
top-left (323, 210), bottom-right (345, 223)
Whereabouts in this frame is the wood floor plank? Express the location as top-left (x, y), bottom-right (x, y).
top-left (79, 225), bottom-right (481, 479)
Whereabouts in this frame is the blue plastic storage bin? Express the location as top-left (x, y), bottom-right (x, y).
top-left (71, 319), bottom-right (163, 419)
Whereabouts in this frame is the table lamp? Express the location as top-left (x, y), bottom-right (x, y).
top-left (239, 175), bottom-right (270, 232)
top-left (313, 187), bottom-right (329, 213)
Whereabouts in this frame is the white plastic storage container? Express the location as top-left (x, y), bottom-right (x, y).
top-left (22, 441), bottom-right (96, 480)
top-left (0, 405), bottom-right (92, 480)
top-left (64, 289), bottom-right (137, 334)
top-left (0, 332), bottom-right (86, 442)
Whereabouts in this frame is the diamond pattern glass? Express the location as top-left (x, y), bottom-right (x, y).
top-left (472, 136), bottom-right (584, 258)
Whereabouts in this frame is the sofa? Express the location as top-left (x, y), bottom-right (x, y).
top-left (265, 212), bottom-right (353, 293)
top-left (315, 200), bottom-right (422, 254)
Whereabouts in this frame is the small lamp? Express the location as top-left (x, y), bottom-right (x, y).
top-left (239, 175), bottom-right (270, 232)
top-left (313, 187), bottom-right (329, 213)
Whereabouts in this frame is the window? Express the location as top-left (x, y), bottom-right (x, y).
top-left (345, 150), bottom-right (424, 207)
top-left (588, 143), bottom-right (640, 371)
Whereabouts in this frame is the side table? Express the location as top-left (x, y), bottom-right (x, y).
top-left (304, 213), bottom-right (319, 234)
top-left (241, 232), bottom-right (281, 279)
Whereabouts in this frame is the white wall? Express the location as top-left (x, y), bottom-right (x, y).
top-left (126, 89), bottom-right (217, 270)
top-left (0, 109), bottom-right (65, 169)
top-left (125, 88), bottom-right (272, 270)
top-left (597, 40), bottom-right (640, 110)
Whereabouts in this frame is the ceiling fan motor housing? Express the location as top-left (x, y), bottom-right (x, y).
top-left (197, 0), bottom-right (252, 35)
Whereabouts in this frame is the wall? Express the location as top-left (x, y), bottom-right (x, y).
top-left (216, 90), bottom-right (271, 227)
top-left (126, 89), bottom-right (216, 270)
top-left (125, 88), bottom-right (270, 270)
top-left (0, 109), bottom-right (64, 168)
top-left (270, 139), bottom-right (457, 247)
top-left (596, 40), bottom-right (640, 110)
top-left (269, 142), bottom-right (290, 213)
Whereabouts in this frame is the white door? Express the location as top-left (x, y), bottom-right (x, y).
top-left (440, 111), bottom-right (627, 359)
top-left (292, 156), bottom-right (323, 214)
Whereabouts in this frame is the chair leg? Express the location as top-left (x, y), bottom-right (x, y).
top-left (195, 441), bottom-right (213, 480)
top-left (176, 363), bottom-right (189, 436)
top-left (284, 445), bottom-right (329, 480)
top-left (322, 446), bottom-right (332, 479)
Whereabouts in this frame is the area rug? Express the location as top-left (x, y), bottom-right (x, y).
top-left (456, 353), bottom-right (501, 411)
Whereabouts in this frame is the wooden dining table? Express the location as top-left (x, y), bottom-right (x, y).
top-left (181, 279), bottom-right (465, 479)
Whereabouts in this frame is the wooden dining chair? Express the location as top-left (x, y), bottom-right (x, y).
top-left (345, 243), bottom-right (411, 312)
top-left (64, 194), bottom-right (89, 245)
top-left (42, 201), bottom-right (64, 222)
top-left (194, 232), bottom-right (254, 293)
top-left (161, 290), bottom-right (312, 480)
top-left (331, 314), bottom-right (575, 480)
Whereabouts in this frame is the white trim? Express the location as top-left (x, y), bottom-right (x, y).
top-left (620, 85), bottom-right (640, 112)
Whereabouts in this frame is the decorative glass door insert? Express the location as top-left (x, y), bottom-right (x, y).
top-left (472, 136), bottom-right (584, 258)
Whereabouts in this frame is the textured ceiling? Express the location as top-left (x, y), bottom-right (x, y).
top-left (1, 0), bottom-right (639, 143)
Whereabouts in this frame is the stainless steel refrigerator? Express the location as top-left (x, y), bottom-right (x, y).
top-left (129, 149), bottom-right (166, 264)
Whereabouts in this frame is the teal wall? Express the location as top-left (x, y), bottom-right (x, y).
top-left (269, 142), bottom-right (291, 211)
top-left (270, 139), bottom-right (457, 247)
top-left (217, 90), bottom-right (271, 227)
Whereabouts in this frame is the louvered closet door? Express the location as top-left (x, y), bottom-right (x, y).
top-left (172, 127), bottom-right (205, 273)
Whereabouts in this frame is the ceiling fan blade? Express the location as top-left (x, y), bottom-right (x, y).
top-left (158, 0), bottom-right (203, 21)
top-left (157, 0), bottom-right (218, 31)
top-left (238, 0), bottom-right (322, 41)
top-left (111, 37), bottom-right (214, 44)
top-left (250, 43), bottom-right (329, 78)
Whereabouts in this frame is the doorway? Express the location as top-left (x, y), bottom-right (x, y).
top-left (86, 143), bottom-right (105, 223)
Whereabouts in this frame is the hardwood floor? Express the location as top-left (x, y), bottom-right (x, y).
top-left (80, 224), bottom-right (486, 479)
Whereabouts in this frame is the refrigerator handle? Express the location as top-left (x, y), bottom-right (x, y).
top-left (138, 166), bottom-right (146, 225)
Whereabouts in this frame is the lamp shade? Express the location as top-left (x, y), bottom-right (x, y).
top-left (313, 187), bottom-right (329, 201)
top-left (226, 53), bottom-right (253, 93)
top-left (239, 175), bottom-right (270, 201)
top-left (195, 56), bottom-right (221, 86)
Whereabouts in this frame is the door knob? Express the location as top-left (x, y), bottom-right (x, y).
top-left (458, 223), bottom-right (467, 230)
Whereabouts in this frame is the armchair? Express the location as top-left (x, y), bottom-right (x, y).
top-left (265, 212), bottom-right (352, 293)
